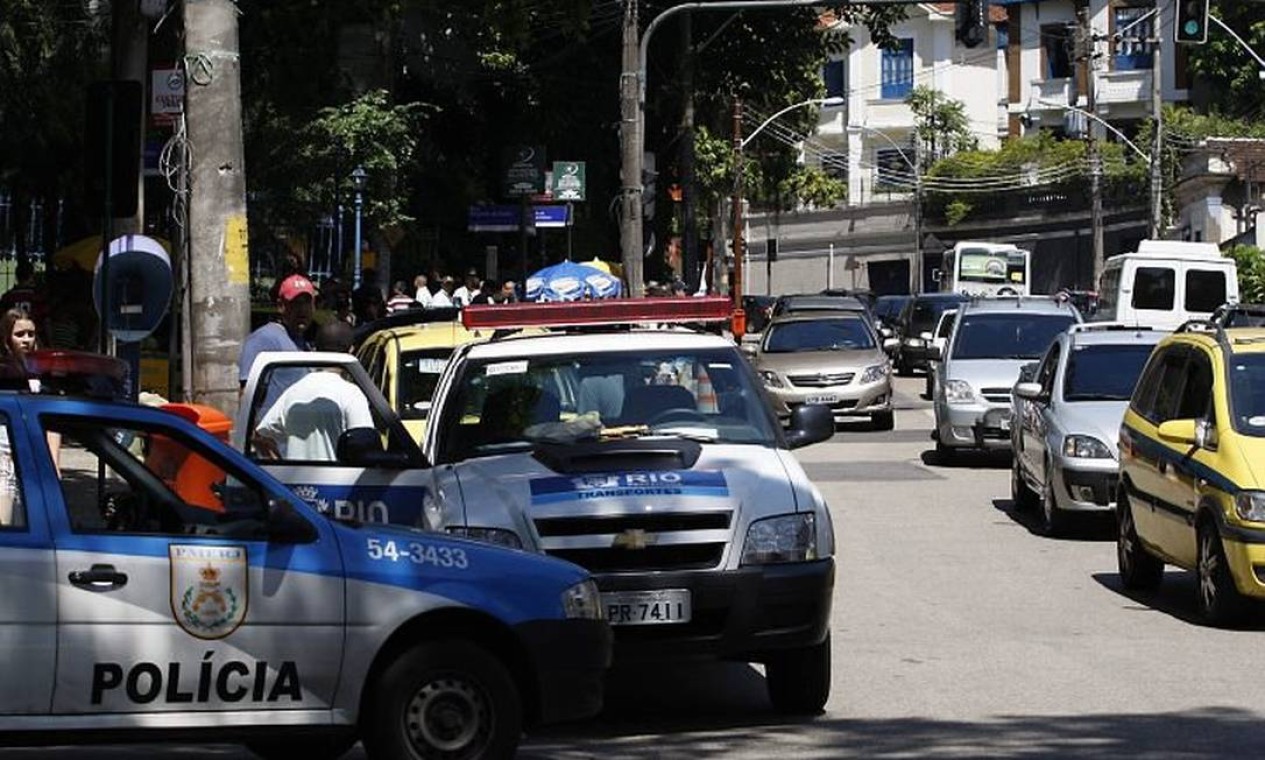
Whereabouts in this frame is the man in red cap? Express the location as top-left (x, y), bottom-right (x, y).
top-left (238, 273), bottom-right (316, 402)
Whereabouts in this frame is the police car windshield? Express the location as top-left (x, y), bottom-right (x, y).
top-left (436, 348), bottom-right (778, 461)
top-left (1229, 354), bottom-right (1265, 437)
top-left (951, 313), bottom-right (1077, 360)
top-left (1063, 343), bottom-right (1155, 402)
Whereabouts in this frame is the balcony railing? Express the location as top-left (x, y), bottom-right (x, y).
top-left (1030, 78), bottom-right (1073, 107)
top-left (1097, 69), bottom-right (1151, 107)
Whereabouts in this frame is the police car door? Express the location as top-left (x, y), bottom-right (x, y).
top-left (43, 409), bottom-right (345, 718)
top-left (239, 353), bottom-right (435, 528)
top-left (0, 406), bottom-right (56, 715)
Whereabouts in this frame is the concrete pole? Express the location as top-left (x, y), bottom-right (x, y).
top-left (731, 98), bottom-right (744, 309)
top-left (1081, 6), bottom-right (1105, 287)
top-left (1149, 3), bottom-right (1164, 239)
top-left (619, 0), bottom-right (644, 296)
top-left (184, 0), bottom-right (251, 415)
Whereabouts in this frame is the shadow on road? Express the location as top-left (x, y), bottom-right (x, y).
top-left (991, 498), bottom-right (1115, 541)
top-left (1091, 570), bottom-right (1265, 630)
top-left (918, 448), bottom-right (1011, 470)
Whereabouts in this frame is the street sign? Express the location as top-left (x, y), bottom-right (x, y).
top-left (467, 204), bottom-right (570, 232)
top-left (551, 161), bottom-right (587, 201)
top-left (504, 146), bottom-right (546, 197)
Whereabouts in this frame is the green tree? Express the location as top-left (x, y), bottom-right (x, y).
top-left (1226, 244), bottom-right (1265, 302)
top-left (907, 86), bottom-right (976, 170)
top-left (1187, 1), bottom-right (1265, 118)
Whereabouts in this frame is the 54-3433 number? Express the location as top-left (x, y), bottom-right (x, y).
top-left (366, 538), bottom-right (469, 569)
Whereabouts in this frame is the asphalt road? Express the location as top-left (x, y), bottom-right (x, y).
top-left (16, 375), bottom-right (1265, 758)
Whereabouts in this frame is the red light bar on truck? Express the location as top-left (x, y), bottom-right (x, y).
top-left (23, 350), bottom-right (129, 398)
top-left (462, 297), bottom-right (734, 330)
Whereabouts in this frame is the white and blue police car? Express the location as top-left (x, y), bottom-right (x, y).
top-left (240, 297), bottom-right (838, 715)
top-left (1, 350), bottom-right (610, 759)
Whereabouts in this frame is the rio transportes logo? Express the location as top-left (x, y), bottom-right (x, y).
top-left (169, 545), bottom-right (248, 640)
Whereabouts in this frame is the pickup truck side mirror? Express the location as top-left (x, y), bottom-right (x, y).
top-left (1013, 381), bottom-right (1047, 402)
top-left (337, 427), bottom-right (413, 468)
top-left (784, 404), bottom-right (835, 449)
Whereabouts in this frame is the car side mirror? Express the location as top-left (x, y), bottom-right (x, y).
top-left (267, 497), bottom-right (318, 543)
top-left (882, 337), bottom-right (900, 352)
top-left (926, 344), bottom-right (943, 361)
top-left (740, 342), bottom-right (758, 358)
top-left (919, 331), bottom-right (933, 341)
top-left (336, 427), bottom-right (413, 468)
top-left (1013, 381), bottom-right (1045, 401)
top-left (1157, 418), bottom-right (1198, 446)
top-left (784, 403), bottom-right (835, 449)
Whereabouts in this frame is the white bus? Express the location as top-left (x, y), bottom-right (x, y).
top-left (937, 241), bottom-right (1031, 296)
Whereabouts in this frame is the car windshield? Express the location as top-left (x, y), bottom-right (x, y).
top-left (876, 297), bottom-right (909, 320)
top-left (764, 318), bottom-right (875, 353)
top-left (434, 347), bottom-right (779, 462)
top-left (397, 348), bottom-right (453, 419)
top-left (1063, 343), bottom-right (1155, 401)
top-left (1229, 354), bottom-right (1265, 437)
top-left (951, 313), bottom-right (1077, 360)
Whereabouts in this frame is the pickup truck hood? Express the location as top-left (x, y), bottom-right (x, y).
top-left (1056, 400), bottom-right (1129, 457)
top-left (449, 443), bottom-right (801, 542)
top-left (948, 358), bottom-right (1030, 395)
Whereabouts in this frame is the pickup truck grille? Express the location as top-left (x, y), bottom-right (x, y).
top-left (788, 372), bottom-right (854, 387)
top-left (534, 511), bottom-right (731, 572)
top-left (980, 387), bottom-right (1013, 404)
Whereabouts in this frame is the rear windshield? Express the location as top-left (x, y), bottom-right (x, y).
top-left (910, 299), bottom-right (961, 332)
top-left (951, 313), bottom-right (1077, 360)
top-left (397, 349), bottom-right (453, 419)
top-left (1063, 343), bottom-right (1155, 401)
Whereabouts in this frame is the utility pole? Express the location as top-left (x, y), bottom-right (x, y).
top-left (112, 0), bottom-right (147, 236)
top-left (184, 0), bottom-right (251, 415)
top-left (619, 0), bottom-right (644, 296)
top-left (731, 98), bottom-right (745, 313)
top-left (912, 140), bottom-right (923, 294)
top-left (679, 13), bottom-right (699, 293)
top-left (1079, 6), bottom-right (1105, 286)
top-left (1149, 0), bottom-right (1164, 238)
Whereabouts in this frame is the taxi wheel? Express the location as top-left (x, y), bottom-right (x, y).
top-left (364, 640), bottom-right (522, 760)
top-left (1197, 522), bottom-right (1252, 628)
top-left (935, 440), bottom-right (955, 465)
top-left (1039, 469), bottom-right (1067, 537)
top-left (765, 633), bottom-right (831, 715)
top-left (1116, 494), bottom-right (1162, 590)
top-left (1009, 457), bottom-right (1037, 511)
top-left (247, 733), bottom-right (357, 760)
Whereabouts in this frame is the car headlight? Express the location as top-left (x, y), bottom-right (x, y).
top-left (561, 579), bottom-right (604, 620)
top-left (905, 338), bottom-right (925, 347)
top-left (444, 526), bottom-right (523, 549)
top-left (741, 513), bottom-right (816, 565)
top-left (1234, 491), bottom-right (1265, 522)
top-left (759, 370), bottom-right (785, 388)
top-left (859, 364), bottom-right (888, 384)
top-left (944, 379), bottom-right (975, 404)
top-left (1062, 435), bottom-right (1113, 459)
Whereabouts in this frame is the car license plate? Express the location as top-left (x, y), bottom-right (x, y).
top-left (805, 394), bottom-right (838, 404)
top-left (601, 589), bottom-right (692, 626)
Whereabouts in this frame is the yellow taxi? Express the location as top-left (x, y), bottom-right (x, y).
top-left (356, 320), bottom-right (489, 443)
top-left (1117, 310), bottom-right (1265, 626)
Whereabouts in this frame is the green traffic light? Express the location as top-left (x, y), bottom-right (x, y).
top-left (1184, 21), bottom-right (1200, 35)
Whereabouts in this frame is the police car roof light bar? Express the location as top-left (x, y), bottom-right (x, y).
top-left (462, 297), bottom-right (735, 330)
top-left (23, 349), bottom-right (129, 398)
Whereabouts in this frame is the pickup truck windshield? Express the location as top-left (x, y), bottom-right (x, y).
top-left (435, 347), bottom-right (779, 462)
top-left (952, 313), bottom-right (1077, 361)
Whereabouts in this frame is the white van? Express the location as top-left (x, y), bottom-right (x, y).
top-left (1094, 240), bottom-right (1238, 331)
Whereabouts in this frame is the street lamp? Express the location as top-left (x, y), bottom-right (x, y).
top-left (732, 95), bottom-right (843, 335)
top-left (350, 165), bottom-right (367, 289)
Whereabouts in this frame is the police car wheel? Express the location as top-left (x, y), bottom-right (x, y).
top-left (764, 633), bottom-right (831, 715)
top-left (365, 640), bottom-right (522, 760)
top-left (247, 733), bottom-right (357, 760)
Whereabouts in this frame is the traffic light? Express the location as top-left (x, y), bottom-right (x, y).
top-left (1174, 0), bottom-right (1209, 44)
top-left (84, 80), bottom-right (143, 218)
top-left (956, 0), bottom-right (987, 49)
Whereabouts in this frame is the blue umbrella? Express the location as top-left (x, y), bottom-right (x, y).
top-left (526, 260), bottom-right (623, 302)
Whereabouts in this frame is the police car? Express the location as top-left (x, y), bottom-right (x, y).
top-left (239, 297), bottom-right (839, 714)
top-left (1, 350), bottom-right (610, 758)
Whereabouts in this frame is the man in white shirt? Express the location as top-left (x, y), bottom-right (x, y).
top-left (252, 321), bottom-right (374, 462)
top-left (430, 276), bottom-right (456, 308)
top-left (452, 269), bottom-right (479, 308)
top-left (413, 274), bottom-right (433, 308)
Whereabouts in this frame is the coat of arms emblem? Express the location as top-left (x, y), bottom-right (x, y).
top-left (169, 545), bottom-right (248, 639)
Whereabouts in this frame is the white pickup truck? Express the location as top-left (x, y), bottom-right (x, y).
top-left (237, 297), bottom-right (839, 713)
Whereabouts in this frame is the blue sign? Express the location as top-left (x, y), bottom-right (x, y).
top-left (468, 205), bottom-right (571, 233)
